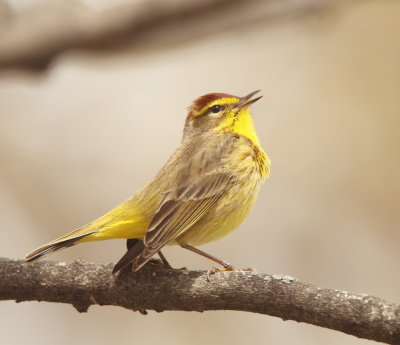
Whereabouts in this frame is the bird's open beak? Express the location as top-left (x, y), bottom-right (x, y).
top-left (235, 90), bottom-right (262, 109)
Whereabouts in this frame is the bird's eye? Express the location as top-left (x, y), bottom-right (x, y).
top-left (210, 105), bottom-right (223, 113)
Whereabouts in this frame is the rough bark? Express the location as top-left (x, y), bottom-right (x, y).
top-left (0, 258), bottom-right (399, 344)
top-left (0, 0), bottom-right (365, 71)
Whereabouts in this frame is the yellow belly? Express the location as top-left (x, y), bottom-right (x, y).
top-left (175, 179), bottom-right (262, 246)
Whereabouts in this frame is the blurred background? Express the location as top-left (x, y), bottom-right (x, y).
top-left (1, 0), bottom-right (399, 344)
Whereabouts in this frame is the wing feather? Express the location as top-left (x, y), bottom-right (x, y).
top-left (130, 134), bottom-right (239, 271)
top-left (145, 178), bottom-right (229, 248)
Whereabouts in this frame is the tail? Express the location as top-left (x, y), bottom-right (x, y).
top-left (112, 239), bottom-right (145, 274)
top-left (24, 229), bottom-right (98, 263)
top-left (112, 238), bottom-right (162, 274)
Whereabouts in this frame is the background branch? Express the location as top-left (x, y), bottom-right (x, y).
top-left (0, 258), bottom-right (399, 344)
top-left (0, 0), bottom-right (365, 71)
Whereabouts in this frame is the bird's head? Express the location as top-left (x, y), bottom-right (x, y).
top-left (184, 91), bottom-right (262, 144)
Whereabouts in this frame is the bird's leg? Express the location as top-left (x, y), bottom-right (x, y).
top-left (181, 244), bottom-right (236, 280)
top-left (158, 250), bottom-right (173, 269)
top-left (181, 244), bottom-right (235, 269)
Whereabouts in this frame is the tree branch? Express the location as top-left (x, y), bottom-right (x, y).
top-left (0, 258), bottom-right (399, 344)
top-left (0, 0), bottom-right (365, 71)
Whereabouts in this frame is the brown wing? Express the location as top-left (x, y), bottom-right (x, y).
top-left (130, 134), bottom-right (238, 271)
top-left (131, 173), bottom-right (233, 271)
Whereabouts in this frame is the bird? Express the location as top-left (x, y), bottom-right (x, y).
top-left (25, 91), bottom-right (270, 274)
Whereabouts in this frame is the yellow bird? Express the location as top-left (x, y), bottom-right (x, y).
top-left (25, 91), bottom-right (270, 273)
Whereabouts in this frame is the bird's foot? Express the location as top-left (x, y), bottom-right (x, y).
top-left (207, 262), bottom-right (235, 281)
top-left (206, 265), bottom-right (257, 281)
top-left (176, 266), bottom-right (188, 270)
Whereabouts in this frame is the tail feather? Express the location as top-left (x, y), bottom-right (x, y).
top-left (112, 239), bottom-right (145, 274)
top-left (131, 246), bottom-right (160, 272)
top-left (25, 230), bottom-right (97, 263)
